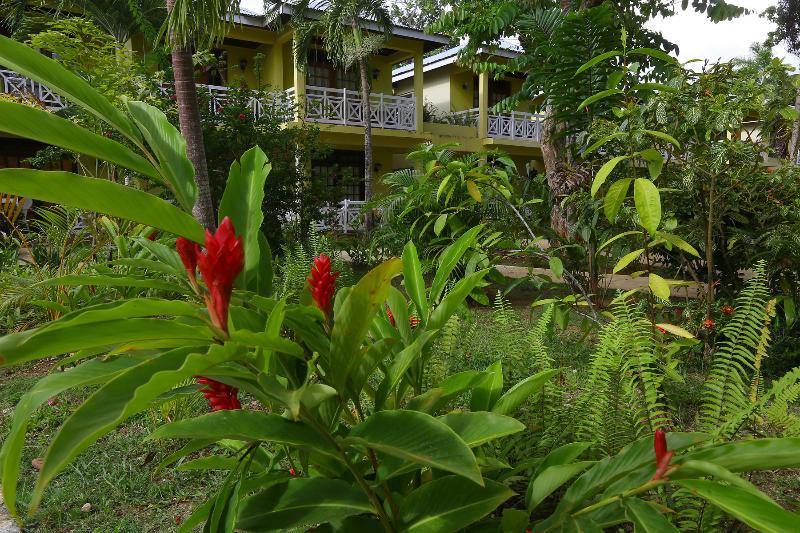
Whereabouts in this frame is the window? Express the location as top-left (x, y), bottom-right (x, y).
top-left (312, 150), bottom-right (365, 201)
top-left (306, 50), bottom-right (360, 90)
top-left (473, 78), bottom-right (512, 108)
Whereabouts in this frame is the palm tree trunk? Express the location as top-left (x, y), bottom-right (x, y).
top-left (788, 89), bottom-right (800, 162)
top-left (358, 58), bottom-right (374, 203)
top-left (165, 0), bottom-right (216, 229)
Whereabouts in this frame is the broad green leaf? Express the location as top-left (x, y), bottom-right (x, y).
top-left (658, 232), bottom-right (700, 257)
top-left (631, 83), bottom-right (679, 94)
top-left (175, 456), bottom-right (241, 471)
top-left (638, 148), bottom-right (664, 179)
top-left (655, 323), bottom-right (695, 339)
top-left (584, 132), bottom-right (626, 155)
top-left (527, 461), bottom-right (595, 512)
top-left (430, 225), bottom-right (484, 304)
top-left (470, 360), bottom-right (503, 412)
top-left (29, 346), bottom-right (231, 510)
top-left (492, 369), bottom-right (559, 416)
top-left (575, 51), bottom-right (622, 75)
top-left (0, 318), bottom-right (212, 368)
top-left (399, 476), bottom-right (514, 533)
top-left (386, 286), bottom-right (412, 342)
top-left (0, 35), bottom-right (140, 142)
top-left (603, 178), bottom-right (632, 221)
top-left (127, 101), bottom-right (197, 211)
top-left (346, 410), bottom-right (482, 485)
top-left (648, 273), bottom-right (671, 300)
top-left (35, 273), bottom-right (186, 293)
top-left (628, 47), bottom-right (679, 64)
top-left (634, 178), bottom-right (661, 236)
top-left (236, 478), bottom-right (373, 531)
top-left (678, 438), bottom-right (800, 472)
top-left (613, 249), bottom-right (645, 274)
top-left (428, 269), bottom-right (490, 330)
top-left (329, 259), bottom-right (403, 391)
top-left (376, 331), bottom-right (438, 409)
top-left (466, 180), bottom-right (482, 202)
top-left (0, 169), bottom-right (204, 242)
top-left (598, 230), bottom-right (639, 254)
top-left (676, 479), bottom-right (798, 533)
top-left (549, 257), bottom-right (564, 278)
top-left (439, 412), bottom-right (525, 447)
top-left (0, 356), bottom-right (145, 516)
top-left (0, 101), bottom-right (158, 180)
top-left (623, 498), bottom-right (678, 532)
top-left (218, 146), bottom-right (271, 289)
top-left (576, 89), bottom-right (624, 112)
top-left (434, 214), bottom-right (448, 236)
top-left (592, 156), bottom-right (628, 197)
top-left (643, 129), bottom-right (681, 149)
top-left (229, 330), bottom-right (304, 359)
top-left (149, 410), bottom-right (338, 459)
top-left (402, 241), bottom-right (429, 321)
top-left (254, 231), bottom-right (274, 297)
top-left (39, 299), bottom-right (199, 333)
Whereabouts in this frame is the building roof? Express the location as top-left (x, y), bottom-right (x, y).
top-left (234, 0), bottom-right (451, 51)
top-left (392, 42), bottom-right (521, 82)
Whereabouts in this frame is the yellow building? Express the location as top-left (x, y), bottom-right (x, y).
top-left (1, 1), bottom-right (545, 216)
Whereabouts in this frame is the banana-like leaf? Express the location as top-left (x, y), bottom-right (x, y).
top-left (439, 412), bottom-right (525, 447)
top-left (430, 225), bottom-right (484, 304)
top-left (633, 178), bottom-right (661, 236)
top-left (37, 299), bottom-right (199, 333)
top-left (402, 241), bottom-right (429, 320)
top-left (492, 368), bottom-right (559, 416)
top-left (35, 273), bottom-right (188, 293)
top-left (623, 498), bottom-right (678, 532)
top-left (470, 360), bottom-right (503, 412)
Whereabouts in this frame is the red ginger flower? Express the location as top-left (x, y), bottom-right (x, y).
top-left (196, 377), bottom-right (240, 411)
top-left (308, 254), bottom-right (339, 314)
top-left (176, 236), bottom-right (201, 288)
top-left (652, 429), bottom-right (674, 480)
top-left (386, 306), bottom-right (396, 327)
top-left (703, 318), bottom-right (715, 330)
top-left (197, 217), bottom-right (244, 333)
top-left (722, 305), bottom-right (734, 316)
top-left (387, 306), bottom-right (422, 328)
top-left (409, 315), bottom-right (421, 328)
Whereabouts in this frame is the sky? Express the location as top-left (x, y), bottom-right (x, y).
top-left (647, 0), bottom-right (797, 68)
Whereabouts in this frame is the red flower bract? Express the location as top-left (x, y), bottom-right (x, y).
top-left (197, 217), bottom-right (244, 333)
top-left (196, 377), bottom-right (241, 411)
top-left (308, 253), bottom-right (339, 314)
top-left (238, 113), bottom-right (247, 120)
top-left (656, 326), bottom-right (666, 334)
top-left (722, 305), bottom-right (734, 316)
top-left (652, 429), bottom-right (673, 480)
top-left (703, 318), bottom-right (715, 330)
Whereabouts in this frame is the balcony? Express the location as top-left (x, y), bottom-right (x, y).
top-left (287, 85), bottom-right (416, 131)
top-left (1, 69), bottom-right (65, 110)
top-left (312, 199), bottom-right (366, 233)
top-left (201, 84), bottom-right (292, 121)
top-left (449, 108), bottom-right (544, 142)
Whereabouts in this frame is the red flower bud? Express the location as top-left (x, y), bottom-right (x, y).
top-left (722, 305), bottom-right (734, 316)
top-left (703, 318), bottom-right (715, 330)
top-left (147, 229), bottom-right (158, 241)
top-left (409, 315), bottom-right (421, 328)
top-left (386, 306), bottom-right (396, 327)
top-left (196, 376), bottom-right (240, 411)
top-left (652, 429), bottom-right (673, 480)
top-left (176, 236), bottom-right (201, 288)
top-left (169, 94), bottom-right (177, 101)
top-left (656, 326), bottom-right (666, 334)
top-left (197, 217), bottom-right (244, 333)
top-left (308, 254), bottom-right (339, 315)
top-left (238, 113), bottom-right (247, 120)
top-left (289, 468), bottom-right (296, 476)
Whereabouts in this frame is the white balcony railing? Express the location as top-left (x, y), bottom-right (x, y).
top-left (313, 199), bottom-right (366, 233)
top-left (1, 69), bottom-right (65, 110)
top-left (288, 85), bottom-right (416, 131)
top-left (450, 108), bottom-right (544, 142)
top-left (200, 84), bottom-right (292, 121)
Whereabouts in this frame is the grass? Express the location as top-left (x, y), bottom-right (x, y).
top-left (0, 362), bottom-right (223, 532)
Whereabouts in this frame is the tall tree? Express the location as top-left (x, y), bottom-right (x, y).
top-left (390, 0), bottom-right (448, 30)
top-left (766, 0), bottom-right (800, 160)
top-left (292, 0), bottom-right (392, 204)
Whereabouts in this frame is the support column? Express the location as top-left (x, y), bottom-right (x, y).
top-left (292, 37), bottom-right (306, 123)
top-left (478, 71), bottom-right (489, 139)
top-left (413, 51), bottom-right (424, 133)
top-left (267, 42), bottom-right (284, 90)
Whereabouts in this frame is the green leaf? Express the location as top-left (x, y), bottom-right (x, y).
top-left (0, 356), bottom-right (145, 516)
top-left (466, 180), bottom-right (482, 202)
top-left (598, 230), bottom-right (639, 254)
top-left (631, 83), bottom-right (679, 94)
top-left (0, 169), bottom-right (204, 242)
top-left (376, 330), bottom-right (438, 409)
top-left (576, 89), bottom-right (624, 113)
top-left (678, 438), bottom-right (800, 472)
top-left (628, 47), bottom-right (679, 64)
top-left (0, 35), bottom-right (140, 142)
top-left (584, 132), bottom-right (626, 155)
top-left (329, 259), bottom-right (403, 391)
top-left (0, 101), bottom-right (158, 181)
top-left (430, 225), bottom-right (484, 304)
top-left (643, 130), bottom-right (681, 149)
top-left (428, 269), bottom-right (490, 330)
top-left (592, 156), bottom-right (628, 198)
top-left (149, 410), bottom-right (338, 459)
top-left (638, 148), bottom-right (664, 179)
top-left (35, 273), bottom-right (185, 293)
top-left (648, 273), bottom-right (671, 300)
top-left (492, 369), bottom-right (559, 416)
top-left (658, 232), bottom-right (700, 257)
top-left (613, 249), bottom-right (645, 274)
top-left (39, 299), bottom-right (199, 332)
top-left (434, 214), bottom-right (448, 236)
top-left (346, 410), bottom-right (482, 485)
top-left (218, 146), bottom-right (271, 289)
top-left (655, 323), bottom-right (695, 339)
top-left (575, 50), bottom-right (622, 75)
top-left (126, 101), bottom-right (197, 211)
top-left (470, 360), bottom-right (503, 412)
top-left (237, 478), bottom-right (374, 531)
top-left (549, 257), bottom-right (564, 279)
top-left (676, 479), bottom-right (798, 533)
top-left (29, 346), bottom-right (231, 511)
top-left (634, 178), bottom-right (661, 236)
top-left (0, 318), bottom-right (212, 368)
top-left (623, 498), bottom-right (678, 532)
top-left (254, 231), bottom-right (274, 297)
top-left (402, 241), bottom-right (429, 321)
top-left (439, 412), bottom-right (525, 447)
top-left (399, 476), bottom-right (514, 533)
top-left (229, 330), bottom-right (305, 359)
top-left (527, 461), bottom-right (595, 512)
top-left (603, 178), bottom-right (632, 221)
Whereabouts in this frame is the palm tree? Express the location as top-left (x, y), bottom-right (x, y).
top-left (292, 0), bottom-right (392, 204)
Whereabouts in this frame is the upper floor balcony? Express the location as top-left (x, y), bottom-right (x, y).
top-left (1, 68), bottom-right (65, 110)
top-left (449, 108), bottom-right (544, 142)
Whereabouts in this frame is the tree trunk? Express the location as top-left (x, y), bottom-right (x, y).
top-left (165, 0), bottom-right (216, 230)
top-left (788, 89), bottom-right (800, 162)
top-left (358, 57), bottom-right (374, 203)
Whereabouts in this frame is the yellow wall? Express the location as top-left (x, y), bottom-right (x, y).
top-left (450, 69), bottom-right (474, 111)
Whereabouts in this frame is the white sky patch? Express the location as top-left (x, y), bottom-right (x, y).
top-left (647, 0), bottom-right (799, 69)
